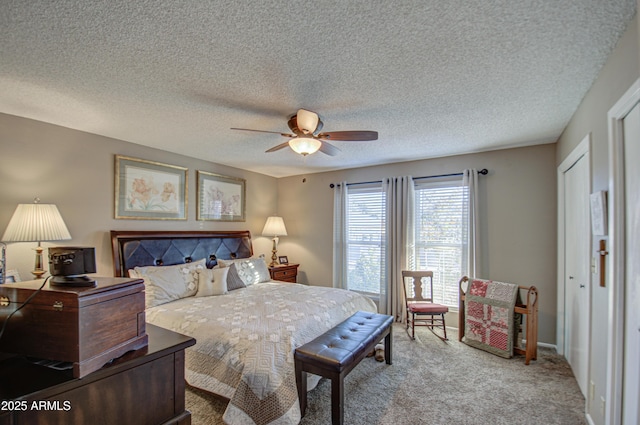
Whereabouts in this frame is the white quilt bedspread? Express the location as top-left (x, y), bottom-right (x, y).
top-left (146, 281), bottom-right (377, 425)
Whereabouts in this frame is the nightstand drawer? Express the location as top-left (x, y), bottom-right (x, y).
top-left (269, 264), bottom-right (299, 283)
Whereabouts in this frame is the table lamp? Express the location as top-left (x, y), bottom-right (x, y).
top-left (1, 199), bottom-right (72, 279)
top-left (262, 216), bottom-right (287, 267)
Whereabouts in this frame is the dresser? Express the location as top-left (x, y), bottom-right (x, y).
top-left (269, 263), bottom-right (299, 283)
top-left (0, 277), bottom-right (147, 378)
top-left (0, 324), bottom-right (195, 425)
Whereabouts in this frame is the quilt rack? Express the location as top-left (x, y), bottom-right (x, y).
top-left (458, 276), bottom-right (539, 365)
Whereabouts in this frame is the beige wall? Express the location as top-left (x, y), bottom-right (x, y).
top-left (276, 143), bottom-right (558, 344)
top-left (0, 113), bottom-right (278, 278)
top-left (556, 16), bottom-right (639, 425)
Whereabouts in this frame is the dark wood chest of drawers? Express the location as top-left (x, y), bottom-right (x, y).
top-left (0, 277), bottom-right (147, 378)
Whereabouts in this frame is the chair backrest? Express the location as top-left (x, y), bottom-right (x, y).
top-left (401, 270), bottom-right (434, 304)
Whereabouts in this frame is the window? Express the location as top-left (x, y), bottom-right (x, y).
top-left (345, 186), bottom-right (386, 296)
top-left (414, 181), bottom-right (467, 307)
top-left (341, 178), bottom-right (467, 306)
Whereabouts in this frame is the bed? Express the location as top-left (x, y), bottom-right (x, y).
top-left (111, 230), bottom-right (377, 425)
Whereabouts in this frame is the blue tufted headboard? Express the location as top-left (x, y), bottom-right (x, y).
top-left (110, 230), bottom-right (253, 277)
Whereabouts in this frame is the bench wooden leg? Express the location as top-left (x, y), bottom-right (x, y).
top-left (295, 359), bottom-right (308, 416)
top-left (331, 373), bottom-right (344, 425)
top-left (384, 328), bottom-right (393, 365)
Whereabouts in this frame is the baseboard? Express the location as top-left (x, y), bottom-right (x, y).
top-left (535, 341), bottom-right (557, 350)
top-left (452, 332), bottom-right (558, 352)
top-left (585, 412), bottom-right (595, 425)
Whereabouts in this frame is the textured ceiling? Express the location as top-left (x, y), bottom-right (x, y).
top-left (0, 1), bottom-right (636, 177)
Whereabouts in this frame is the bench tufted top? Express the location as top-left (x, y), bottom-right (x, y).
top-left (295, 311), bottom-right (393, 372)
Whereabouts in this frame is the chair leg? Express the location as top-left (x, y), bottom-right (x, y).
top-left (412, 315), bottom-right (416, 339)
top-left (406, 311), bottom-right (416, 340)
top-left (441, 313), bottom-right (448, 340)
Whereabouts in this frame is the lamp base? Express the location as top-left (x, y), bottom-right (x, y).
top-left (268, 238), bottom-right (279, 267)
top-left (50, 275), bottom-right (97, 287)
top-left (31, 244), bottom-right (46, 280)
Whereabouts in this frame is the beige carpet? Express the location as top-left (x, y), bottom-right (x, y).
top-left (185, 324), bottom-right (586, 425)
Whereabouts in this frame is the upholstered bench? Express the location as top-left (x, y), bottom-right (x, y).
top-left (294, 311), bottom-right (393, 425)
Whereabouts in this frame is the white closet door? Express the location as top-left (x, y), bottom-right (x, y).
top-left (563, 152), bottom-right (591, 397)
top-left (622, 101), bottom-right (640, 424)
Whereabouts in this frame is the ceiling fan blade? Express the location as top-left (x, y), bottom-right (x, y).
top-left (317, 131), bottom-right (378, 141)
top-left (318, 141), bottom-right (341, 156)
top-left (296, 109), bottom-right (319, 134)
top-left (265, 141), bottom-right (292, 153)
top-left (231, 127), bottom-right (294, 137)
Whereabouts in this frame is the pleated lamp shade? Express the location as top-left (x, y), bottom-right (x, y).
top-left (262, 216), bottom-right (287, 267)
top-left (2, 203), bottom-right (71, 242)
top-left (262, 216), bottom-right (288, 237)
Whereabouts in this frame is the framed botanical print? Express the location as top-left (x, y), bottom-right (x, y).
top-left (197, 171), bottom-right (246, 221)
top-left (115, 155), bottom-right (187, 220)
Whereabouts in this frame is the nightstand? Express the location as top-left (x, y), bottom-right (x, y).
top-left (269, 263), bottom-right (299, 283)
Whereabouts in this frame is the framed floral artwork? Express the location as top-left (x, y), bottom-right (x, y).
top-left (115, 155), bottom-right (187, 220)
top-left (197, 171), bottom-right (245, 221)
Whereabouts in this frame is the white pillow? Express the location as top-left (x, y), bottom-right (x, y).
top-left (133, 259), bottom-right (206, 308)
top-left (226, 258), bottom-right (271, 288)
top-left (216, 257), bottom-right (254, 268)
top-left (196, 268), bottom-right (229, 297)
top-left (216, 254), bottom-right (265, 268)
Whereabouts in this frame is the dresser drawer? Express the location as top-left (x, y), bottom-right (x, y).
top-left (269, 264), bottom-right (299, 283)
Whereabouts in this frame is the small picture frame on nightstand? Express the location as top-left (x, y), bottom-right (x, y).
top-left (278, 256), bottom-right (289, 265)
top-left (4, 269), bottom-right (21, 283)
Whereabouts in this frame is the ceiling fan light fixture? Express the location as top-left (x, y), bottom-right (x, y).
top-left (289, 137), bottom-right (321, 156)
top-left (296, 109), bottom-right (319, 134)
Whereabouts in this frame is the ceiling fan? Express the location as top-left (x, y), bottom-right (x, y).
top-left (231, 109), bottom-right (378, 156)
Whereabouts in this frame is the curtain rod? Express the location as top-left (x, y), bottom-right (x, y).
top-left (329, 168), bottom-right (488, 188)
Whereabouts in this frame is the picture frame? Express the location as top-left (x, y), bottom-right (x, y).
top-left (197, 171), bottom-right (246, 221)
top-left (115, 155), bottom-right (187, 220)
top-left (4, 269), bottom-right (21, 283)
top-left (278, 256), bottom-right (289, 265)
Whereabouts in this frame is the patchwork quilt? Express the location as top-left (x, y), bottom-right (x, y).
top-left (463, 278), bottom-right (519, 358)
top-left (146, 281), bottom-right (377, 425)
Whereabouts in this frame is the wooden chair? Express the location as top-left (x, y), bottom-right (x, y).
top-left (401, 270), bottom-right (449, 341)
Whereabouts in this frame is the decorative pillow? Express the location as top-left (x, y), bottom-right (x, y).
top-left (133, 259), bottom-right (206, 308)
top-left (195, 267), bottom-right (229, 297)
top-left (216, 254), bottom-right (265, 268)
top-left (225, 264), bottom-right (247, 291)
top-left (227, 258), bottom-right (271, 289)
top-left (216, 257), bottom-right (254, 268)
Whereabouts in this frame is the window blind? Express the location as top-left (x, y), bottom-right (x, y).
top-left (415, 182), bottom-right (467, 307)
top-left (346, 187), bottom-right (386, 295)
